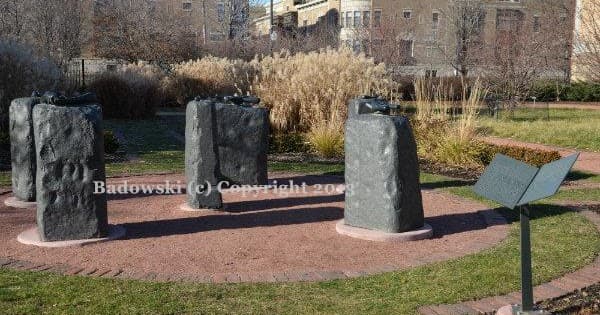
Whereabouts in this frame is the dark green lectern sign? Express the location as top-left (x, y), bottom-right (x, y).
top-left (473, 153), bottom-right (579, 315)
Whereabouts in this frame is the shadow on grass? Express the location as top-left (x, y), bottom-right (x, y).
top-left (566, 171), bottom-right (596, 181)
top-left (421, 179), bottom-right (474, 190)
top-left (495, 204), bottom-right (575, 225)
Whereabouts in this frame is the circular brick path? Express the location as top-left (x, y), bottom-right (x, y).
top-left (0, 173), bottom-right (509, 283)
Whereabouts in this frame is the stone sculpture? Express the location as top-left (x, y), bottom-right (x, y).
top-left (215, 101), bottom-right (269, 186)
top-left (9, 97), bottom-right (40, 202)
top-left (33, 102), bottom-right (108, 241)
top-left (185, 99), bottom-right (223, 209)
top-left (343, 97), bottom-right (425, 234)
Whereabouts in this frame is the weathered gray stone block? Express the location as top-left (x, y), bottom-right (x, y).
top-left (185, 100), bottom-right (222, 209)
top-left (215, 103), bottom-right (269, 185)
top-left (33, 104), bottom-right (108, 241)
top-left (9, 97), bottom-right (40, 202)
top-left (344, 113), bottom-right (424, 233)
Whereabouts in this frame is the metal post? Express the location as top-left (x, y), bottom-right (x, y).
top-left (81, 59), bottom-right (86, 90)
top-left (520, 205), bottom-right (534, 312)
top-left (269, 0), bottom-right (274, 56)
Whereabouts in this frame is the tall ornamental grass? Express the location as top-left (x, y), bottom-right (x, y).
top-left (251, 48), bottom-right (400, 133)
top-left (413, 77), bottom-right (487, 168)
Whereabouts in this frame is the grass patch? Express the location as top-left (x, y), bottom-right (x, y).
top-left (548, 188), bottom-right (600, 203)
top-left (478, 108), bottom-right (600, 151)
top-left (0, 171), bottom-right (10, 187)
top-left (268, 161), bottom-right (344, 175)
top-left (0, 205), bottom-right (597, 314)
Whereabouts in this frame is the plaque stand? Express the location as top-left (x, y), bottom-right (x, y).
top-left (473, 153), bottom-right (579, 315)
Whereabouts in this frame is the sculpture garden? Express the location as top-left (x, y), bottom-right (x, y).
top-left (0, 92), bottom-right (598, 314)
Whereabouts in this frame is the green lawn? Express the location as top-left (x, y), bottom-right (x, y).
top-left (478, 108), bottom-right (600, 152)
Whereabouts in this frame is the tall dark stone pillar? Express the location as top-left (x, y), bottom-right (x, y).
top-left (344, 99), bottom-right (424, 233)
top-left (185, 99), bottom-right (223, 209)
top-left (215, 103), bottom-right (269, 185)
top-left (33, 104), bottom-right (108, 241)
top-left (9, 97), bottom-right (40, 202)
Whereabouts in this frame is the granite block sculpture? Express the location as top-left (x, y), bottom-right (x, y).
top-left (185, 99), bottom-right (223, 209)
top-left (9, 97), bottom-right (40, 202)
top-left (215, 103), bottom-right (269, 185)
top-left (33, 102), bottom-right (108, 241)
top-left (344, 97), bottom-right (424, 233)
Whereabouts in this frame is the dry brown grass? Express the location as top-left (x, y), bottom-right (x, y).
top-left (163, 56), bottom-right (255, 105)
top-left (250, 48), bottom-right (400, 133)
top-left (413, 77), bottom-right (487, 168)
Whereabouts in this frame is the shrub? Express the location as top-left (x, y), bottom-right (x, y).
top-left (531, 81), bottom-right (600, 102)
top-left (0, 39), bottom-right (61, 132)
top-left (306, 122), bottom-right (344, 158)
top-left (103, 130), bottom-right (120, 154)
top-left (269, 133), bottom-right (310, 154)
top-left (253, 48), bottom-right (400, 133)
top-left (564, 81), bottom-right (600, 102)
top-left (478, 144), bottom-right (561, 167)
top-left (88, 62), bottom-right (165, 119)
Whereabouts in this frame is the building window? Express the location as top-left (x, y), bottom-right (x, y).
top-left (373, 10), bottom-right (381, 27)
top-left (432, 12), bottom-right (439, 29)
top-left (363, 11), bottom-right (370, 27)
top-left (425, 70), bottom-right (437, 78)
top-left (346, 12), bottom-right (352, 27)
top-left (303, 20), bottom-right (308, 26)
top-left (210, 32), bottom-right (225, 41)
top-left (559, 13), bottom-right (567, 23)
top-left (354, 11), bottom-right (361, 28)
top-left (403, 10), bottom-right (412, 19)
top-left (400, 40), bottom-right (414, 58)
top-left (533, 16), bottom-right (540, 32)
top-left (431, 30), bottom-right (438, 41)
top-left (341, 11), bottom-right (344, 27)
top-left (182, 1), bottom-right (192, 11)
top-left (496, 9), bottom-right (523, 31)
top-left (217, 3), bottom-right (225, 22)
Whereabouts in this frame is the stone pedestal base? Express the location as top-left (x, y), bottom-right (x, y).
top-left (178, 203), bottom-right (222, 212)
top-left (4, 196), bottom-right (36, 209)
top-left (336, 220), bottom-right (433, 242)
top-left (17, 225), bottom-right (126, 248)
top-left (497, 305), bottom-right (550, 315)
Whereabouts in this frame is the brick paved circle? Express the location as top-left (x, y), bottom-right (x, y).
top-left (0, 173), bottom-right (509, 283)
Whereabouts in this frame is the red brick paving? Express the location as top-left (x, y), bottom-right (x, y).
top-left (0, 173), bottom-right (509, 284)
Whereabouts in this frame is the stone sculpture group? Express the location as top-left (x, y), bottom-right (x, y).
top-left (9, 92), bottom-right (109, 242)
top-left (185, 96), bottom-right (269, 210)
top-left (7, 92), bottom-right (430, 246)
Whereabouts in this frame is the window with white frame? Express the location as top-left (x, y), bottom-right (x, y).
top-left (354, 11), bottom-right (361, 28)
top-left (432, 12), bottom-right (439, 29)
top-left (346, 11), bottom-right (352, 27)
top-left (363, 11), bottom-right (370, 27)
top-left (373, 10), bottom-right (381, 27)
top-left (533, 15), bottom-right (540, 32)
top-left (403, 9), bottom-right (412, 19)
top-left (217, 3), bottom-right (225, 21)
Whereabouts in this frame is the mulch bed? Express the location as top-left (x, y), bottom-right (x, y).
top-left (537, 283), bottom-right (600, 314)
